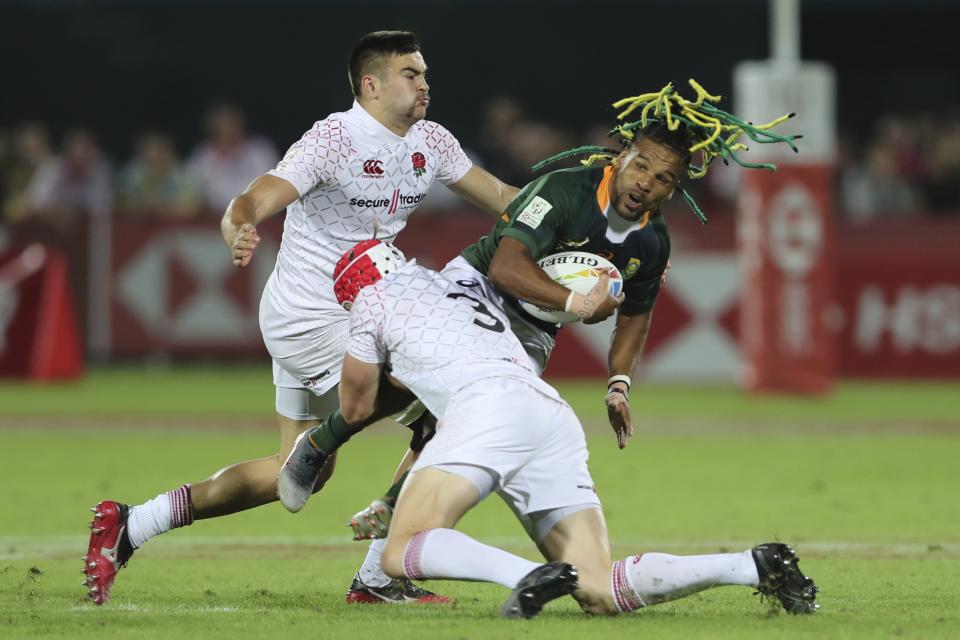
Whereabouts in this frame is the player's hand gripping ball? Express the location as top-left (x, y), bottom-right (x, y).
top-left (519, 251), bottom-right (623, 324)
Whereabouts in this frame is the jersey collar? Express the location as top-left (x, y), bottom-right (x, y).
top-left (348, 100), bottom-right (407, 143)
top-left (596, 164), bottom-right (614, 213)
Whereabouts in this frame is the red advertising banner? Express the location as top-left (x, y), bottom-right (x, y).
top-left (98, 211), bottom-right (960, 379)
top-left (834, 220), bottom-right (960, 377)
top-left (0, 245), bottom-right (84, 379)
top-left (108, 219), bottom-right (283, 356)
top-left (738, 167), bottom-right (836, 393)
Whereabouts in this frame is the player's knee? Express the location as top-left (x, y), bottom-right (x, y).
top-left (380, 538), bottom-right (408, 579)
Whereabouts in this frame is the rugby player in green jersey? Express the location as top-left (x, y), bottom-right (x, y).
top-left (450, 79), bottom-right (800, 451)
top-left (282, 79), bottom-right (801, 551)
top-left (458, 122), bottom-right (685, 449)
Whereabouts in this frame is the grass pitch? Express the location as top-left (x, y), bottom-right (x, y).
top-left (1, 366), bottom-right (959, 639)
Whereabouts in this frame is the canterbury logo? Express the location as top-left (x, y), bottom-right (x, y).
top-left (363, 159), bottom-right (384, 175)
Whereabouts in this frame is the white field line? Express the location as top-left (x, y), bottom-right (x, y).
top-left (2, 535), bottom-right (957, 561)
top-left (66, 603), bottom-right (241, 614)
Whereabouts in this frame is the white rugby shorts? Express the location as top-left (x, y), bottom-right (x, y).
top-left (259, 285), bottom-right (348, 420)
top-left (411, 376), bottom-right (600, 517)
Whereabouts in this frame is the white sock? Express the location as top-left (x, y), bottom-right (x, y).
top-left (402, 528), bottom-right (539, 588)
top-left (612, 550), bottom-right (759, 611)
top-left (357, 538), bottom-right (391, 588)
top-left (126, 485), bottom-right (193, 549)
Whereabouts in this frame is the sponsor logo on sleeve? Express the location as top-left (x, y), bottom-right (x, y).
top-left (623, 257), bottom-right (642, 280)
top-left (516, 196), bottom-right (553, 229)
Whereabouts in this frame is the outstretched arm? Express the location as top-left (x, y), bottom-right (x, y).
top-left (447, 165), bottom-right (520, 217)
top-left (606, 310), bottom-right (654, 449)
top-left (221, 174), bottom-right (300, 267)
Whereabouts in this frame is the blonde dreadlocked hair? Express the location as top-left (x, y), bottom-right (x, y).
top-left (531, 79), bottom-right (801, 224)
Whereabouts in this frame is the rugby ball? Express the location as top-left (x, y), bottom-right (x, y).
top-left (519, 251), bottom-right (623, 324)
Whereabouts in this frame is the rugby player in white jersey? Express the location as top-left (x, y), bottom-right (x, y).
top-left (279, 239), bottom-right (818, 618)
top-left (83, 30), bottom-right (519, 605)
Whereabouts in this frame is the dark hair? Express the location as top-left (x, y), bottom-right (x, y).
top-left (633, 120), bottom-right (698, 169)
top-left (348, 31), bottom-right (421, 97)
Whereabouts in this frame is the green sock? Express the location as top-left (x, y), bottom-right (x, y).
top-left (382, 471), bottom-right (409, 507)
top-left (306, 411), bottom-right (357, 454)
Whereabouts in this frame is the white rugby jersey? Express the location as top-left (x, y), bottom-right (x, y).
top-left (347, 263), bottom-right (561, 419)
top-left (265, 101), bottom-right (473, 320)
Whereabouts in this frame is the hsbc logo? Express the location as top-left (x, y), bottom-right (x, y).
top-left (113, 230), bottom-right (277, 347)
top-left (362, 159), bottom-right (384, 177)
top-left (350, 188), bottom-right (427, 214)
top-left (855, 284), bottom-right (960, 355)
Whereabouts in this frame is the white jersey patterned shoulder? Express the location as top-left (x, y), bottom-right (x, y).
top-left (347, 262), bottom-right (560, 420)
top-left (265, 100), bottom-right (472, 322)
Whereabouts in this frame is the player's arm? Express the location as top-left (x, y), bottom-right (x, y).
top-left (338, 353), bottom-right (384, 426)
top-left (609, 310), bottom-right (654, 382)
top-left (488, 237), bottom-right (622, 321)
top-left (221, 174), bottom-right (300, 268)
top-left (447, 165), bottom-right (520, 217)
top-left (488, 237), bottom-right (569, 309)
top-left (604, 310), bottom-right (654, 449)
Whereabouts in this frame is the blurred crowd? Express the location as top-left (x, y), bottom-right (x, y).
top-left (837, 114), bottom-right (960, 220)
top-left (2, 98), bottom-right (959, 231)
top-left (0, 103), bottom-right (278, 231)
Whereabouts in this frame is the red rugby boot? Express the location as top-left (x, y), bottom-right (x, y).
top-left (82, 501), bottom-right (134, 605)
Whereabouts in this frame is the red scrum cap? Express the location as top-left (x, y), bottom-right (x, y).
top-left (333, 239), bottom-right (407, 309)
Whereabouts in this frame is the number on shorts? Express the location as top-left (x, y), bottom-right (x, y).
top-left (446, 293), bottom-right (505, 333)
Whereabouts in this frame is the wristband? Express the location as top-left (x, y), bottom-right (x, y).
top-left (608, 374), bottom-right (632, 391)
top-left (564, 291), bottom-right (577, 313)
top-left (607, 387), bottom-right (629, 400)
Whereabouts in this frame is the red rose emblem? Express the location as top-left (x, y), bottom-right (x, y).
top-left (411, 152), bottom-right (426, 177)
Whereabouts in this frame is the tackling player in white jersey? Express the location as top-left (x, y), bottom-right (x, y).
top-left (279, 239), bottom-right (819, 618)
top-left (83, 30), bottom-right (519, 605)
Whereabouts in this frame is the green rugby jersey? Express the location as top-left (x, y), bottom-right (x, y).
top-left (461, 164), bottom-right (671, 316)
